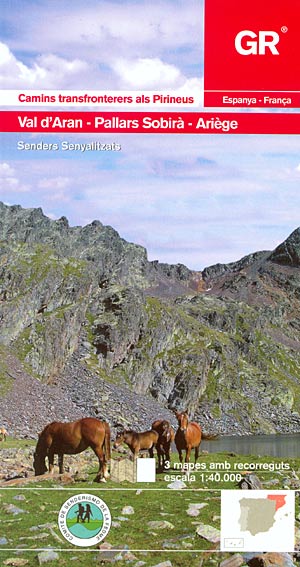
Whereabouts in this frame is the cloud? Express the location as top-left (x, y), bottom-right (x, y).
top-left (38, 176), bottom-right (71, 190)
top-left (175, 77), bottom-right (204, 105)
top-left (0, 42), bottom-right (91, 89)
top-left (0, 163), bottom-right (15, 176)
top-left (147, 156), bottom-right (221, 179)
top-left (36, 54), bottom-right (89, 88)
top-left (0, 43), bottom-right (45, 88)
top-left (0, 162), bottom-right (29, 192)
top-left (0, 39), bottom-right (201, 90)
top-left (3, 1), bottom-right (202, 57)
top-left (112, 57), bottom-right (183, 89)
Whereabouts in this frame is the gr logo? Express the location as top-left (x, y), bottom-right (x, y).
top-left (235, 30), bottom-right (280, 55)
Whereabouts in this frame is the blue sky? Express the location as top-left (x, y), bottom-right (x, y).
top-left (0, 1), bottom-right (299, 270)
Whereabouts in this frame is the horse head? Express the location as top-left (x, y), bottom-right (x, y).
top-left (161, 420), bottom-right (172, 441)
top-left (33, 450), bottom-right (48, 476)
top-left (175, 411), bottom-right (189, 432)
top-left (113, 430), bottom-right (126, 449)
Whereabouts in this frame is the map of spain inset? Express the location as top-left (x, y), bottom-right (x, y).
top-left (221, 490), bottom-right (295, 552)
top-left (239, 494), bottom-right (286, 536)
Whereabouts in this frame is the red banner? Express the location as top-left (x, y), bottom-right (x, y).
top-left (1, 111), bottom-right (300, 134)
top-left (204, 0), bottom-right (300, 107)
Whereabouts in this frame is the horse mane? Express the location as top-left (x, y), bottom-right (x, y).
top-left (125, 430), bottom-right (138, 438)
top-left (35, 422), bottom-right (58, 454)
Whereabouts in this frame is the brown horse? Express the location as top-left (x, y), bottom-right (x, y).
top-left (152, 420), bottom-right (175, 470)
top-left (113, 429), bottom-right (159, 459)
top-left (0, 427), bottom-right (7, 441)
top-left (33, 418), bottom-right (111, 482)
top-left (175, 411), bottom-right (216, 464)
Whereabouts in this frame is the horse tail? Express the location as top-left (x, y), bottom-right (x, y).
top-left (201, 432), bottom-right (218, 440)
top-left (104, 422), bottom-right (111, 462)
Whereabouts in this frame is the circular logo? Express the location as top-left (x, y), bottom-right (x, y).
top-left (58, 494), bottom-right (111, 547)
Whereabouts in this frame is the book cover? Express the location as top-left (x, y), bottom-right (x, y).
top-left (0, 1), bottom-right (300, 565)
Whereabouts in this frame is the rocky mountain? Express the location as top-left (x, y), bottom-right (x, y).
top-left (0, 201), bottom-right (300, 437)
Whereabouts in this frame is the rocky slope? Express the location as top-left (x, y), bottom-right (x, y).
top-left (0, 202), bottom-right (300, 437)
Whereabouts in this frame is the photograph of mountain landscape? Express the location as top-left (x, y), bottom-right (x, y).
top-left (0, 132), bottom-right (300, 438)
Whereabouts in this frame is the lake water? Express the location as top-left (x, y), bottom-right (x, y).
top-left (201, 433), bottom-right (300, 458)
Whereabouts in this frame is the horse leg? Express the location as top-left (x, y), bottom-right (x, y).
top-left (58, 454), bottom-right (64, 474)
top-left (177, 448), bottom-right (183, 463)
top-left (162, 447), bottom-right (170, 471)
top-left (185, 445), bottom-right (191, 463)
top-left (93, 446), bottom-right (108, 482)
top-left (149, 444), bottom-right (154, 458)
top-left (161, 450), bottom-right (165, 471)
top-left (195, 445), bottom-right (200, 463)
top-left (48, 449), bottom-right (55, 473)
top-left (157, 446), bottom-right (163, 471)
top-left (165, 441), bottom-right (171, 466)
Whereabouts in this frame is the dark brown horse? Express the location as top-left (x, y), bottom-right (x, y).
top-left (152, 419), bottom-right (175, 470)
top-left (175, 411), bottom-right (216, 464)
top-left (113, 429), bottom-right (159, 459)
top-left (33, 418), bottom-right (111, 482)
